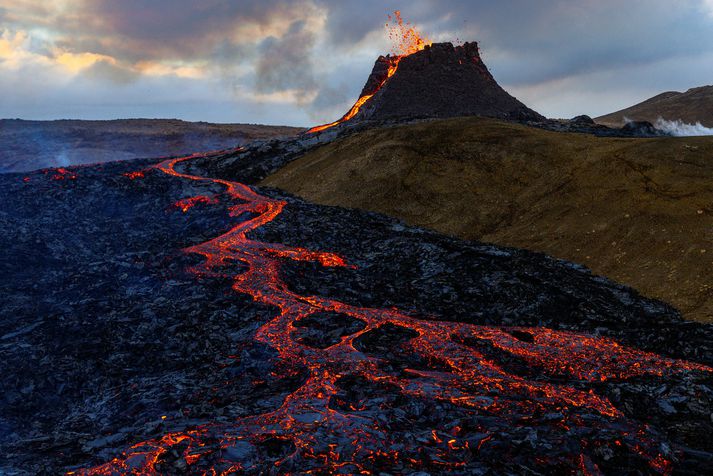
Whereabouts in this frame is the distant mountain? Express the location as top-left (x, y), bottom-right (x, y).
top-left (0, 119), bottom-right (303, 173)
top-left (596, 86), bottom-right (713, 127)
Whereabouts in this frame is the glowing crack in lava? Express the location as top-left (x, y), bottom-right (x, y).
top-left (48, 167), bottom-right (77, 181)
top-left (123, 170), bottom-right (145, 180)
top-left (74, 151), bottom-right (711, 475)
top-left (307, 12), bottom-right (431, 134)
top-left (172, 195), bottom-right (219, 213)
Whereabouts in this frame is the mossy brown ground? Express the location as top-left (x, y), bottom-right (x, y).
top-left (262, 117), bottom-right (713, 323)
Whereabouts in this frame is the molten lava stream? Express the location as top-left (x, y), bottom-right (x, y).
top-left (307, 58), bottom-right (400, 134)
top-left (74, 152), bottom-right (712, 475)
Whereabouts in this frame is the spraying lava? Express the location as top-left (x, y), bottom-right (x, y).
top-left (308, 12), bottom-right (431, 134)
top-left (72, 150), bottom-right (711, 475)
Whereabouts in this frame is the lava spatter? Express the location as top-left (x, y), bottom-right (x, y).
top-left (73, 152), bottom-right (711, 475)
top-left (307, 12), bottom-right (431, 134)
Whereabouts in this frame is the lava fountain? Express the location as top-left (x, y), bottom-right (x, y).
top-left (307, 11), bottom-right (431, 134)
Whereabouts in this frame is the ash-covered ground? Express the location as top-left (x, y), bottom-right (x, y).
top-left (1, 140), bottom-right (712, 475)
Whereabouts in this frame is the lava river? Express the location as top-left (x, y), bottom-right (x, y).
top-left (72, 152), bottom-right (712, 475)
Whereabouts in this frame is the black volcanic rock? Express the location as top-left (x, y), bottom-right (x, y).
top-left (621, 120), bottom-right (660, 136)
top-left (355, 42), bottom-right (544, 122)
top-left (571, 114), bottom-right (595, 124)
top-left (2, 142), bottom-right (712, 474)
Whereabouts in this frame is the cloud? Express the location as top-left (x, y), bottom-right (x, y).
top-left (703, 0), bottom-right (713, 16)
top-left (83, 59), bottom-right (139, 83)
top-left (0, 29), bottom-right (35, 69)
top-left (255, 18), bottom-right (323, 104)
top-left (0, 25), bottom-right (201, 86)
top-left (53, 50), bottom-right (116, 73)
top-left (654, 118), bottom-right (713, 136)
top-left (57, 0), bottom-right (321, 63)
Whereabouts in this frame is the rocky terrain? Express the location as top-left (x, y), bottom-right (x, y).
top-left (263, 117), bottom-right (713, 324)
top-left (1, 134), bottom-right (712, 474)
top-left (596, 86), bottom-right (713, 128)
top-left (0, 119), bottom-right (302, 173)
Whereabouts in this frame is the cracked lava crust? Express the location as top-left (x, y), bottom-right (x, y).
top-left (66, 152), bottom-right (712, 476)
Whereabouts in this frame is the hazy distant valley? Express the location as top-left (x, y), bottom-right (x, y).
top-left (0, 119), bottom-right (302, 173)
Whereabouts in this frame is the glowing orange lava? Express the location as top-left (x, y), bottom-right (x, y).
top-left (48, 167), bottom-right (77, 181)
top-left (73, 151), bottom-right (712, 475)
top-left (308, 12), bottom-right (431, 134)
top-left (386, 10), bottom-right (431, 57)
top-left (172, 195), bottom-right (219, 213)
top-left (123, 170), bottom-right (146, 180)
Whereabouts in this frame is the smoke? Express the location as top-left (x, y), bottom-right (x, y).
top-left (255, 20), bottom-right (318, 104)
top-left (54, 150), bottom-right (70, 167)
top-left (654, 117), bottom-right (713, 136)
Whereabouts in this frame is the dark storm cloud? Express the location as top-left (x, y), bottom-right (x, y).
top-left (84, 0), bottom-right (271, 58)
top-left (44, 0), bottom-right (317, 63)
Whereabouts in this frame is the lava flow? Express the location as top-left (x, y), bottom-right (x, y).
top-left (48, 167), bottom-right (77, 181)
top-left (73, 150), bottom-right (712, 475)
top-left (307, 12), bottom-right (431, 134)
top-left (172, 195), bottom-right (219, 213)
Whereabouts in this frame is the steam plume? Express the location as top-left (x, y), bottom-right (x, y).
top-left (654, 117), bottom-right (713, 137)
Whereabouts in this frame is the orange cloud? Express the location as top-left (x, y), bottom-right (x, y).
top-left (134, 60), bottom-right (206, 79)
top-left (53, 50), bottom-right (117, 73)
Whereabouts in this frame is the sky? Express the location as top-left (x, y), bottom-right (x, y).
top-left (1, 0), bottom-right (713, 126)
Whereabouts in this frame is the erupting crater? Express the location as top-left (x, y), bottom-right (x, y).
top-left (73, 151), bottom-right (711, 475)
top-left (309, 12), bottom-right (542, 134)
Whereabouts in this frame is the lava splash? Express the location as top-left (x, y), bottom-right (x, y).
top-left (71, 151), bottom-right (711, 475)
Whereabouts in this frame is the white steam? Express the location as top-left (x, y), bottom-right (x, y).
top-left (55, 150), bottom-right (70, 167)
top-left (654, 118), bottom-right (713, 137)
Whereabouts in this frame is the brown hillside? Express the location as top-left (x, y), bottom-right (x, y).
top-left (262, 117), bottom-right (713, 323)
top-left (596, 86), bottom-right (713, 127)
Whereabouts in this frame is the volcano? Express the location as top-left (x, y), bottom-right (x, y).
top-left (310, 41), bottom-right (543, 133)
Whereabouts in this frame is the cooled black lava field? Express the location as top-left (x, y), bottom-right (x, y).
top-left (1, 142), bottom-right (712, 475)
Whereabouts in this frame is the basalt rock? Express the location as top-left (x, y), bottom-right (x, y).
top-left (622, 120), bottom-right (661, 136)
top-left (570, 114), bottom-right (596, 124)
